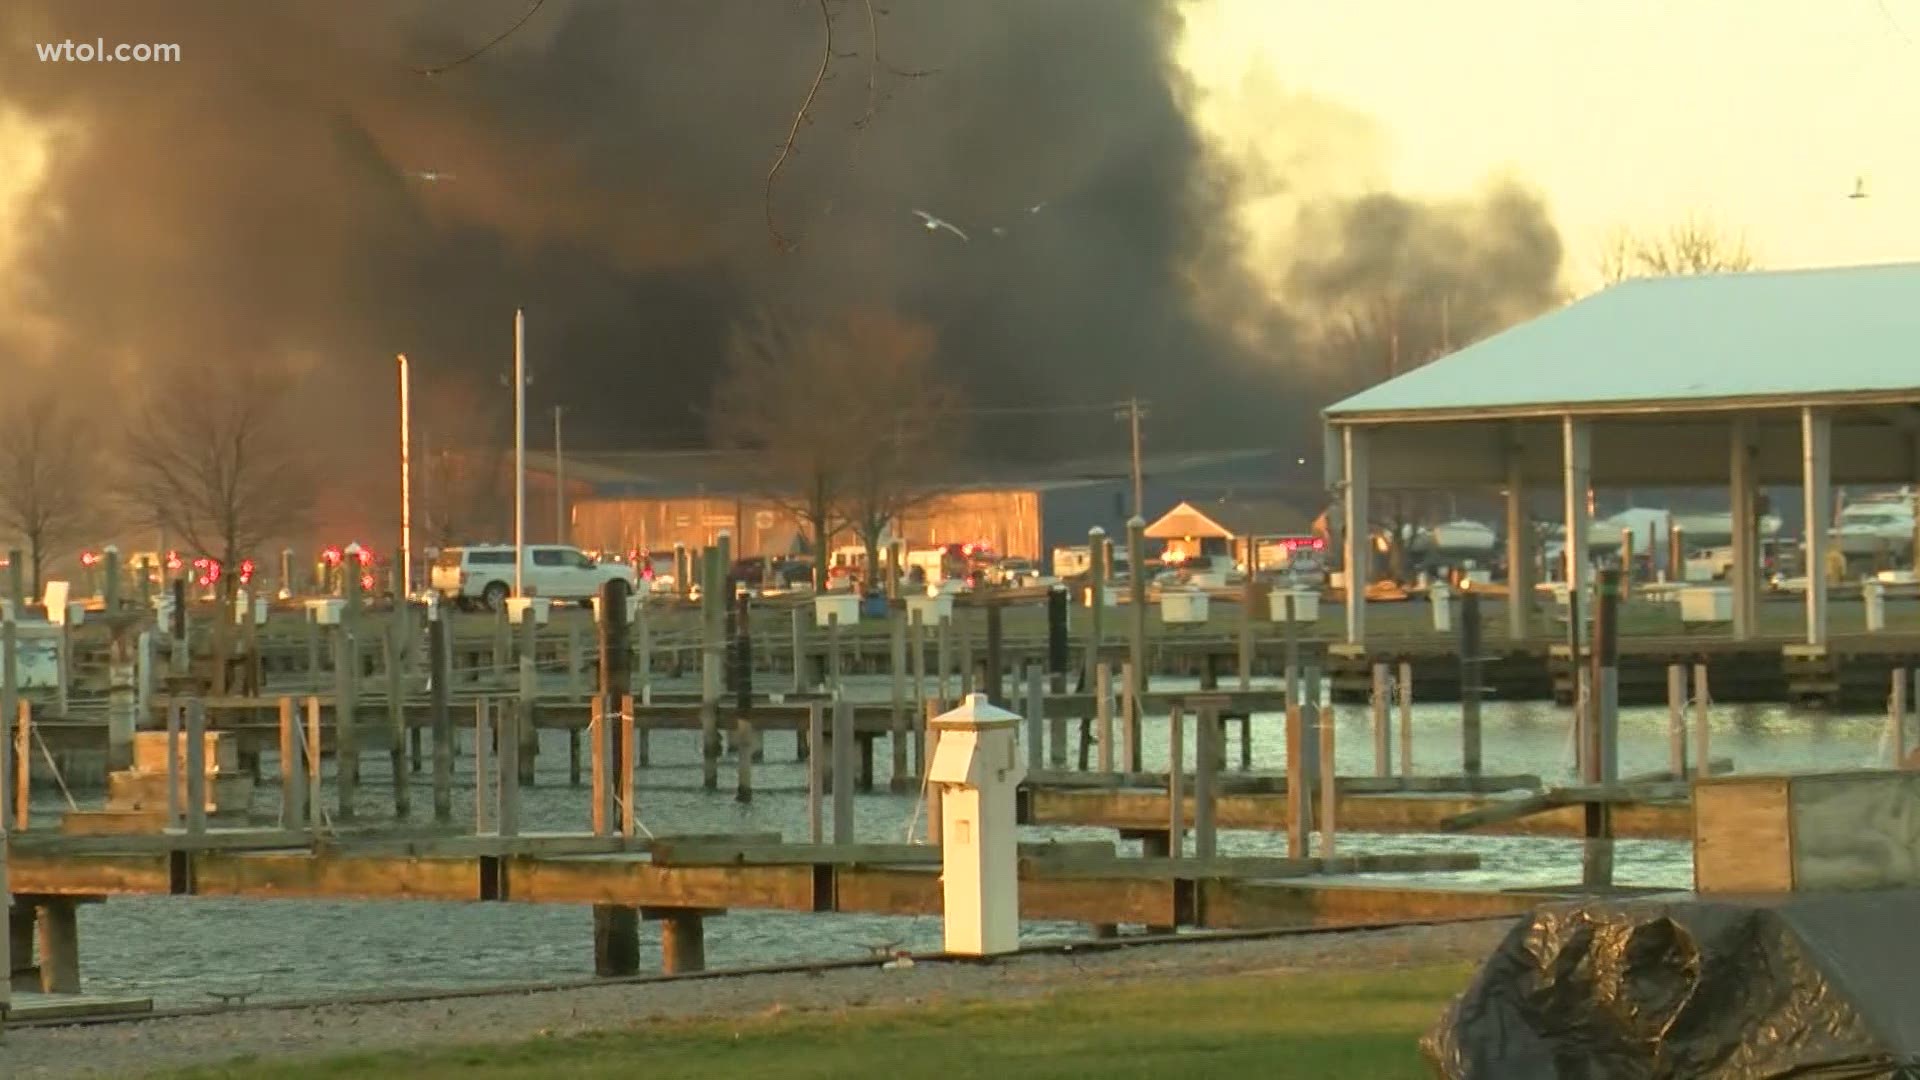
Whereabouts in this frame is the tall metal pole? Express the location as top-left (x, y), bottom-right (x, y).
top-left (554, 405), bottom-right (566, 544)
top-left (398, 353), bottom-right (413, 600)
top-left (514, 308), bottom-right (526, 597)
top-left (1128, 398), bottom-right (1145, 520)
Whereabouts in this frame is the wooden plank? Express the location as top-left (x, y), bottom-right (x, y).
top-left (1692, 776), bottom-right (1792, 893)
top-left (1439, 782), bottom-right (1691, 833)
top-left (1198, 879), bottom-right (1557, 929)
top-left (4, 852), bottom-right (172, 896)
top-left (830, 866), bottom-right (1180, 926)
top-left (508, 858), bottom-right (816, 911)
top-left (1033, 852), bottom-right (1480, 880)
top-left (192, 853), bottom-right (481, 902)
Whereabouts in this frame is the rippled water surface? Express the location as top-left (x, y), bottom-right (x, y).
top-left (35, 676), bottom-right (1892, 1005)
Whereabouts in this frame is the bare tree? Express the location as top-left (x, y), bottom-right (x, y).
top-left (416, 373), bottom-right (510, 548)
top-left (121, 366), bottom-right (308, 599)
top-left (0, 389), bottom-right (95, 597)
top-left (710, 309), bottom-right (957, 589)
top-left (1597, 216), bottom-right (1757, 286)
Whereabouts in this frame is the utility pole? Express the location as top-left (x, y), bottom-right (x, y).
top-left (514, 309), bottom-right (526, 598)
top-left (1114, 398), bottom-right (1149, 520)
top-left (553, 405), bottom-right (566, 545)
top-left (397, 353), bottom-right (413, 600)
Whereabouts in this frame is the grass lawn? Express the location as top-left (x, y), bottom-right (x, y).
top-left (175, 962), bottom-right (1469, 1080)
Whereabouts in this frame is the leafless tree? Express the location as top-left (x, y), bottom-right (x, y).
top-left (416, 373), bottom-right (510, 548)
top-left (0, 389), bottom-right (95, 597)
top-left (710, 308), bottom-right (958, 589)
top-left (1596, 217), bottom-right (1757, 286)
top-left (121, 365), bottom-right (308, 598)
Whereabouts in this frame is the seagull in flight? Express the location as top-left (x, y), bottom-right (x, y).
top-left (912, 209), bottom-right (969, 242)
top-left (1849, 176), bottom-right (1870, 200)
top-left (408, 169), bottom-right (456, 183)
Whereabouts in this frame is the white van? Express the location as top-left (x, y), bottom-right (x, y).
top-left (431, 545), bottom-right (638, 610)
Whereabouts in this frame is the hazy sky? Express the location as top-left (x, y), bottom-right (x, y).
top-left (1180, 0), bottom-right (1920, 285)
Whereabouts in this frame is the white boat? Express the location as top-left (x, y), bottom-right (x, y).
top-left (1832, 491), bottom-right (1915, 557)
top-left (1417, 519), bottom-right (1497, 555)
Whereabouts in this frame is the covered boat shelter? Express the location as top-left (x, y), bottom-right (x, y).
top-left (1322, 261), bottom-right (1920, 654)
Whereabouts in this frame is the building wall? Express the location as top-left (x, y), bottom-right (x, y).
top-left (571, 489), bottom-right (1042, 559)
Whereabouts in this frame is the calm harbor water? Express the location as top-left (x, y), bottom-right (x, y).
top-left (34, 678), bottom-right (1892, 1006)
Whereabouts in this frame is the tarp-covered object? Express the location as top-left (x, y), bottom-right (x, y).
top-left (1422, 892), bottom-right (1920, 1078)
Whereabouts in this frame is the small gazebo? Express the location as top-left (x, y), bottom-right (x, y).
top-left (1321, 262), bottom-right (1920, 652)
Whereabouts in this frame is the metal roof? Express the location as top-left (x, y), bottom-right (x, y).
top-left (1144, 497), bottom-right (1317, 540)
top-left (1325, 262), bottom-right (1920, 423)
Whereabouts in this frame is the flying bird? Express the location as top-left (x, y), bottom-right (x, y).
top-left (408, 169), bottom-right (456, 183)
top-left (1849, 176), bottom-right (1870, 200)
top-left (912, 209), bottom-right (969, 242)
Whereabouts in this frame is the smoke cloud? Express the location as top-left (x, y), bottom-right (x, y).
top-left (0, 0), bottom-right (1564, 540)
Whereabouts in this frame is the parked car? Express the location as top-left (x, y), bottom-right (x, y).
top-left (430, 544), bottom-right (638, 610)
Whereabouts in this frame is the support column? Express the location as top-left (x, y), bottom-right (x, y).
top-left (36, 897), bottom-right (79, 993)
top-left (1505, 436), bottom-right (1529, 643)
top-left (644, 908), bottom-right (713, 975)
top-left (1341, 425), bottom-right (1370, 645)
top-left (1562, 417), bottom-right (1592, 647)
top-left (1803, 407), bottom-right (1832, 647)
top-left (1730, 418), bottom-right (1758, 641)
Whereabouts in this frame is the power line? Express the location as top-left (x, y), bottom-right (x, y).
top-left (414, 0), bottom-right (550, 76)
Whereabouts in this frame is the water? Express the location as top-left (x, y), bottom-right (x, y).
top-left (31, 680), bottom-right (1892, 1006)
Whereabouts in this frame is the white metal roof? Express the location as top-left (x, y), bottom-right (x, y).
top-left (1324, 262), bottom-right (1920, 422)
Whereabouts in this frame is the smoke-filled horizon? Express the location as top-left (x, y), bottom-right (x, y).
top-left (0, 0), bottom-right (1563, 479)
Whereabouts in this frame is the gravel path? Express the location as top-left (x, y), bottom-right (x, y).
top-left (1, 920), bottom-right (1512, 1078)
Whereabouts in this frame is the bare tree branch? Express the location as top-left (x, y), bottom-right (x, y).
top-left (1596, 215), bottom-right (1756, 287)
top-left (766, 0), bottom-right (836, 252)
top-left (414, 0), bottom-right (551, 76)
top-left (0, 389), bottom-right (95, 596)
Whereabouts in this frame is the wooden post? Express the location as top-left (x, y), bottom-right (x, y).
top-left (1317, 696), bottom-right (1336, 858)
top-left (35, 898), bottom-right (79, 994)
top-left (807, 702), bottom-right (825, 843)
top-left (430, 609), bottom-right (453, 823)
top-left (492, 606), bottom-right (509, 685)
top-left (1892, 668), bottom-right (1908, 768)
top-left (12, 698), bottom-right (29, 831)
top-left (889, 607), bottom-right (909, 793)
top-left (957, 606), bottom-right (975, 698)
top-left (831, 696), bottom-right (854, 844)
top-left (1693, 662), bottom-right (1711, 781)
top-left (909, 610), bottom-right (928, 772)
top-left (1667, 663), bottom-right (1688, 778)
top-left (655, 910), bottom-right (707, 975)
top-left (305, 616), bottom-right (322, 692)
top-left (620, 693), bottom-right (636, 838)
top-left (1026, 665), bottom-right (1044, 773)
top-left (474, 699), bottom-right (493, 834)
top-left (1096, 661), bottom-right (1114, 773)
top-left (734, 714), bottom-right (754, 804)
top-left (517, 613), bottom-right (538, 787)
top-left (1284, 668), bottom-right (1311, 858)
top-left (1085, 527), bottom-right (1106, 696)
top-left (185, 700), bottom-right (207, 835)
top-left (1046, 585), bottom-right (1069, 766)
top-left (1397, 659), bottom-right (1414, 777)
top-left (790, 606), bottom-right (810, 694)
top-left (923, 699), bottom-right (943, 845)
top-left (164, 700), bottom-right (182, 830)
top-left (1370, 662), bottom-right (1391, 777)
top-left (635, 598), bottom-right (653, 706)
top-left (333, 625), bottom-right (358, 822)
top-left (936, 614), bottom-right (953, 704)
top-left (1238, 574), bottom-right (1255, 692)
top-left (279, 697), bottom-right (305, 828)
top-left (590, 696), bottom-right (610, 835)
top-left (825, 611), bottom-right (842, 699)
top-left (499, 694), bottom-right (521, 837)
top-left (1121, 659), bottom-right (1141, 773)
top-left (1194, 702), bottom-right (1218, 859)
top-left (588, 578), bottom-right (640, 975)
top-left (304, 695), bottom-right (322, 836)
top-left (1583, 570), bottom-right (1621, 888)
top-left (1167, 703), bottom-right (1185, 859)
top-left (384, 620), bottom-right (410, 819)
top-left (1126, 517), bottom-right (1148, 701)
top-left (1, 853), bottom-right (16, 1013)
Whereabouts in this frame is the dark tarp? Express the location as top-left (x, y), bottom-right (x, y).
top-left (1422, 891), bottom-right (1920, 1079)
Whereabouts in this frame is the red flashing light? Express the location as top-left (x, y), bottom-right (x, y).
top-left (79, 550), bottom-right (100, 568)
top-left (165, 550), bottom-right (183, 571)
top-left (360, 572), bottom-right (375, 592)
top-left (322, 546), bottom-right (343, 566)
top-left (354, 547), bottom-right (374, 566)
top-left (239, 559), bottom-right (256, 585)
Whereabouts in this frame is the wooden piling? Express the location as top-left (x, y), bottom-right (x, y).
top-left (185, 700), bottom-right (207, 835)
top-left (889, 608), bottom-right (909, 793)
top-left (1316, 698), bottom-right (1336, 858)
top-left (1126, 516), bottom-right (1148, 697)
top-left (734, 715), bottom-right (754, 804)
top-left (831, 697), bottom-right (854, 844)
top-left (1891, 668), bottom-right (1908, 767)
top-left (474, 699), bottom-right (492, 834)
top-left (985, 602), bottom-right (1006, 707)
top-left (279, 697), bottom-right (305, 828)
top-left (1370, 662), bottom-right (1391, 777)
top-left (957, 608), bottom-right (975, 698)
top-left (593, 899), bottom-right (641, 979)
top-left (654, 909), bottom-right (707, 975)
top-left (1194, 702), bottom-right (1218, 859)
top-left (1166, 704), bottom-right (1186, 859)
top-left (1582, 571), bottom-right (1621, 888)
top-left (909, 610), bottom-right (928, 770)
top-left (499, 695), bottom-right (521, 837)
top-left (620, 694), bottom-right (635, 837)
top-left (1238, 576), bottom-right (1256, 692)
top-left (1095, 662), bottom-right (1114, 773)
top-left (1397, 660), bottom-right (1414, 776)
top-left (1667, 663), bottom-right (1688, 777)
top-left (1121, 659), bottom-right (1141, 773)
top-left (936, 614), bottom-right (952, 703)
top-left (1285, 681), bottom-right (1309, 859)
top-left (825, 611), bottom-right (842, 700)
top-left (384, 620), bottom-right (409, 819)
top-left (9, 698), bottom-right (27, 831)
top-left (1026, 665), bottom-right (1045, 773)
top-left (807, 702), bottom-right (825, 843)
top-left (591, 697), bottom-right (611, 836)
top-left (430, 611), bottom-right (453, 823)
top-left (1459, 590), bottom-right (1484, 778)
top-left (35, 898), bottom-right (79, 994)
top-left (517, 614), bottom-right (538, 787)
top-left (333, 626), bottom-right (358, 822)
top-left (305, 696), bottom-right (322, 835)
top-left (164, 700), bottom-right (181, 830)
top-left (1693, 663), bottom-right (1711, 781)
top-left (924, 699), bottom-right (943, 845)
top-left (1085, 527), bottom-right (1106, 696)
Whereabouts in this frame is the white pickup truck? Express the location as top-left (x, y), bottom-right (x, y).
top-left (430, 544), bottom-right (638, 610)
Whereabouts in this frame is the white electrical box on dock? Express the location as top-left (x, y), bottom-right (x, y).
top-left (930, 693), bottom-right (1025, 957)
top-left (906, 591), bottom-right (954, 624)
top-left (814, 593), bottom-right (861, 627)
top-left (507, 596), bottom-right (552, 625)
top-left (304, 598), bottom-right (345, 625)
top-left (1679, 586), bottom-right (1732, 625)
top-left (1268, 588), bottom-right (1318, 623)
